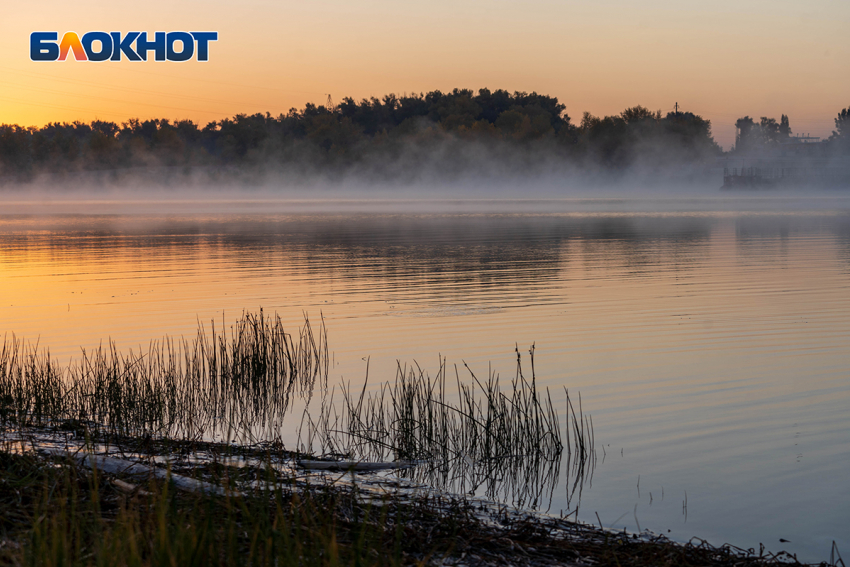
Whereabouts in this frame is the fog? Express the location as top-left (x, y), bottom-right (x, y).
top-left (1, 172), bottom-right (848, 217)
top-left (3, 89), bottom-right (848, 213)
top-left (2, 119), bottom-right (848, 215)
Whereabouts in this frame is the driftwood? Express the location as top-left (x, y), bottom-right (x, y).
top-left (296, 460), bottom-right (416, 471)
top-left (110, 478), bottom-right (151, 496)
top-left (42, 448), bottom-right (239, 496)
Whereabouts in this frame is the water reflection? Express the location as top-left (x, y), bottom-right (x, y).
top-left (0, 213), bottom-right (719, 289)
top-left (1, 211), bottom-right (849, 561)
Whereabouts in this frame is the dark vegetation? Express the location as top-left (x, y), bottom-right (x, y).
top-left (3, 89), bottom-right (847, 186)
top-left (0, 448), bottom-right (465, 567)
top-left (0, 447), bottom-right (836, 566)
top-left (0, 88), bottom-right (727, 183)
top-left (732, 115), bottom-right (794, 154)
top-left (731, 110), bottom-right (850, 156)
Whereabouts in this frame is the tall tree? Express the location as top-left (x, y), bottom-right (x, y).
top-left (734, 116), bottom-right (758, 154)
top-left (779, 114), bottom-right (792, 139)
top-left (830, 106), bottom-right (850, 154)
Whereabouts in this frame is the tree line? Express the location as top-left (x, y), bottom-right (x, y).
top-left (733, 111), bottom-right (850, 155)
top-left (1, 88), bottom-right (847, 182)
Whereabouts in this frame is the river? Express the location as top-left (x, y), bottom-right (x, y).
top-left (1, 197), bottom-right (848, 561)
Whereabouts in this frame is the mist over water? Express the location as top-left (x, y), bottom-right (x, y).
top-left (1, 199), bottom-right (849, 562)
top-left (2, 177), bottom-right (850, 217)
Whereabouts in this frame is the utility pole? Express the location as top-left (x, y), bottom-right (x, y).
top-left (674, 102), bottom-right (679, 117)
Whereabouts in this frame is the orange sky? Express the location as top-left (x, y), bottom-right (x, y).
top-left (2, 0), bottom-right (848, 148)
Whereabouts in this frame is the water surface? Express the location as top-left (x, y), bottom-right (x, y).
top-left (1, 203), bottom-right (848, 561)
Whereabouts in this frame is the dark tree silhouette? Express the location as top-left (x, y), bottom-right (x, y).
top-left (830, 106), bottom-right (850, 153)
top-left (0, 88), bottom-right (738, 184)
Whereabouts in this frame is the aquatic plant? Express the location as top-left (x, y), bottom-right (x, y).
top-left (0, 310), bottom-right (328, 441)
top-left (0, 310), bottom-right (594, 509)
top-left (299, 344), bottom-right (592, 509)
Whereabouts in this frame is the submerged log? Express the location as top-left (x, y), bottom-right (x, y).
top-left (41, 448), bottom-right (239, 496)
top-left (296, 460), bottom-right (416, 471)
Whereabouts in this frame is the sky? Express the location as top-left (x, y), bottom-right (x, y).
top-left (1, 0), bottom-right (848, 149)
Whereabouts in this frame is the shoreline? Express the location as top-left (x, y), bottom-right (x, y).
top-left (0, 427), bottom-right (837, 567)
top-left (2, 194), bottom-right (850, 216)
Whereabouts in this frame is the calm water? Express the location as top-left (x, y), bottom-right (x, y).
top-left (1, 202), bottom-right (848, 561)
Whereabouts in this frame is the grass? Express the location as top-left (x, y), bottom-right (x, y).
top-left (0, 449), bottom-right (413, 566)
top-left (0, 447), bottom-right (835, 567)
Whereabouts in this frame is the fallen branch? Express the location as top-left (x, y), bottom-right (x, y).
top-left (41, 448), bottom-right (240, 497)
top-left (110, 478), bottom-right (151, 496)
top-left (296, 460), bottom-right (417, 471)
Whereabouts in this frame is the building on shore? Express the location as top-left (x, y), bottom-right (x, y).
top-left (721, 134), bottom-right (850, 189)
